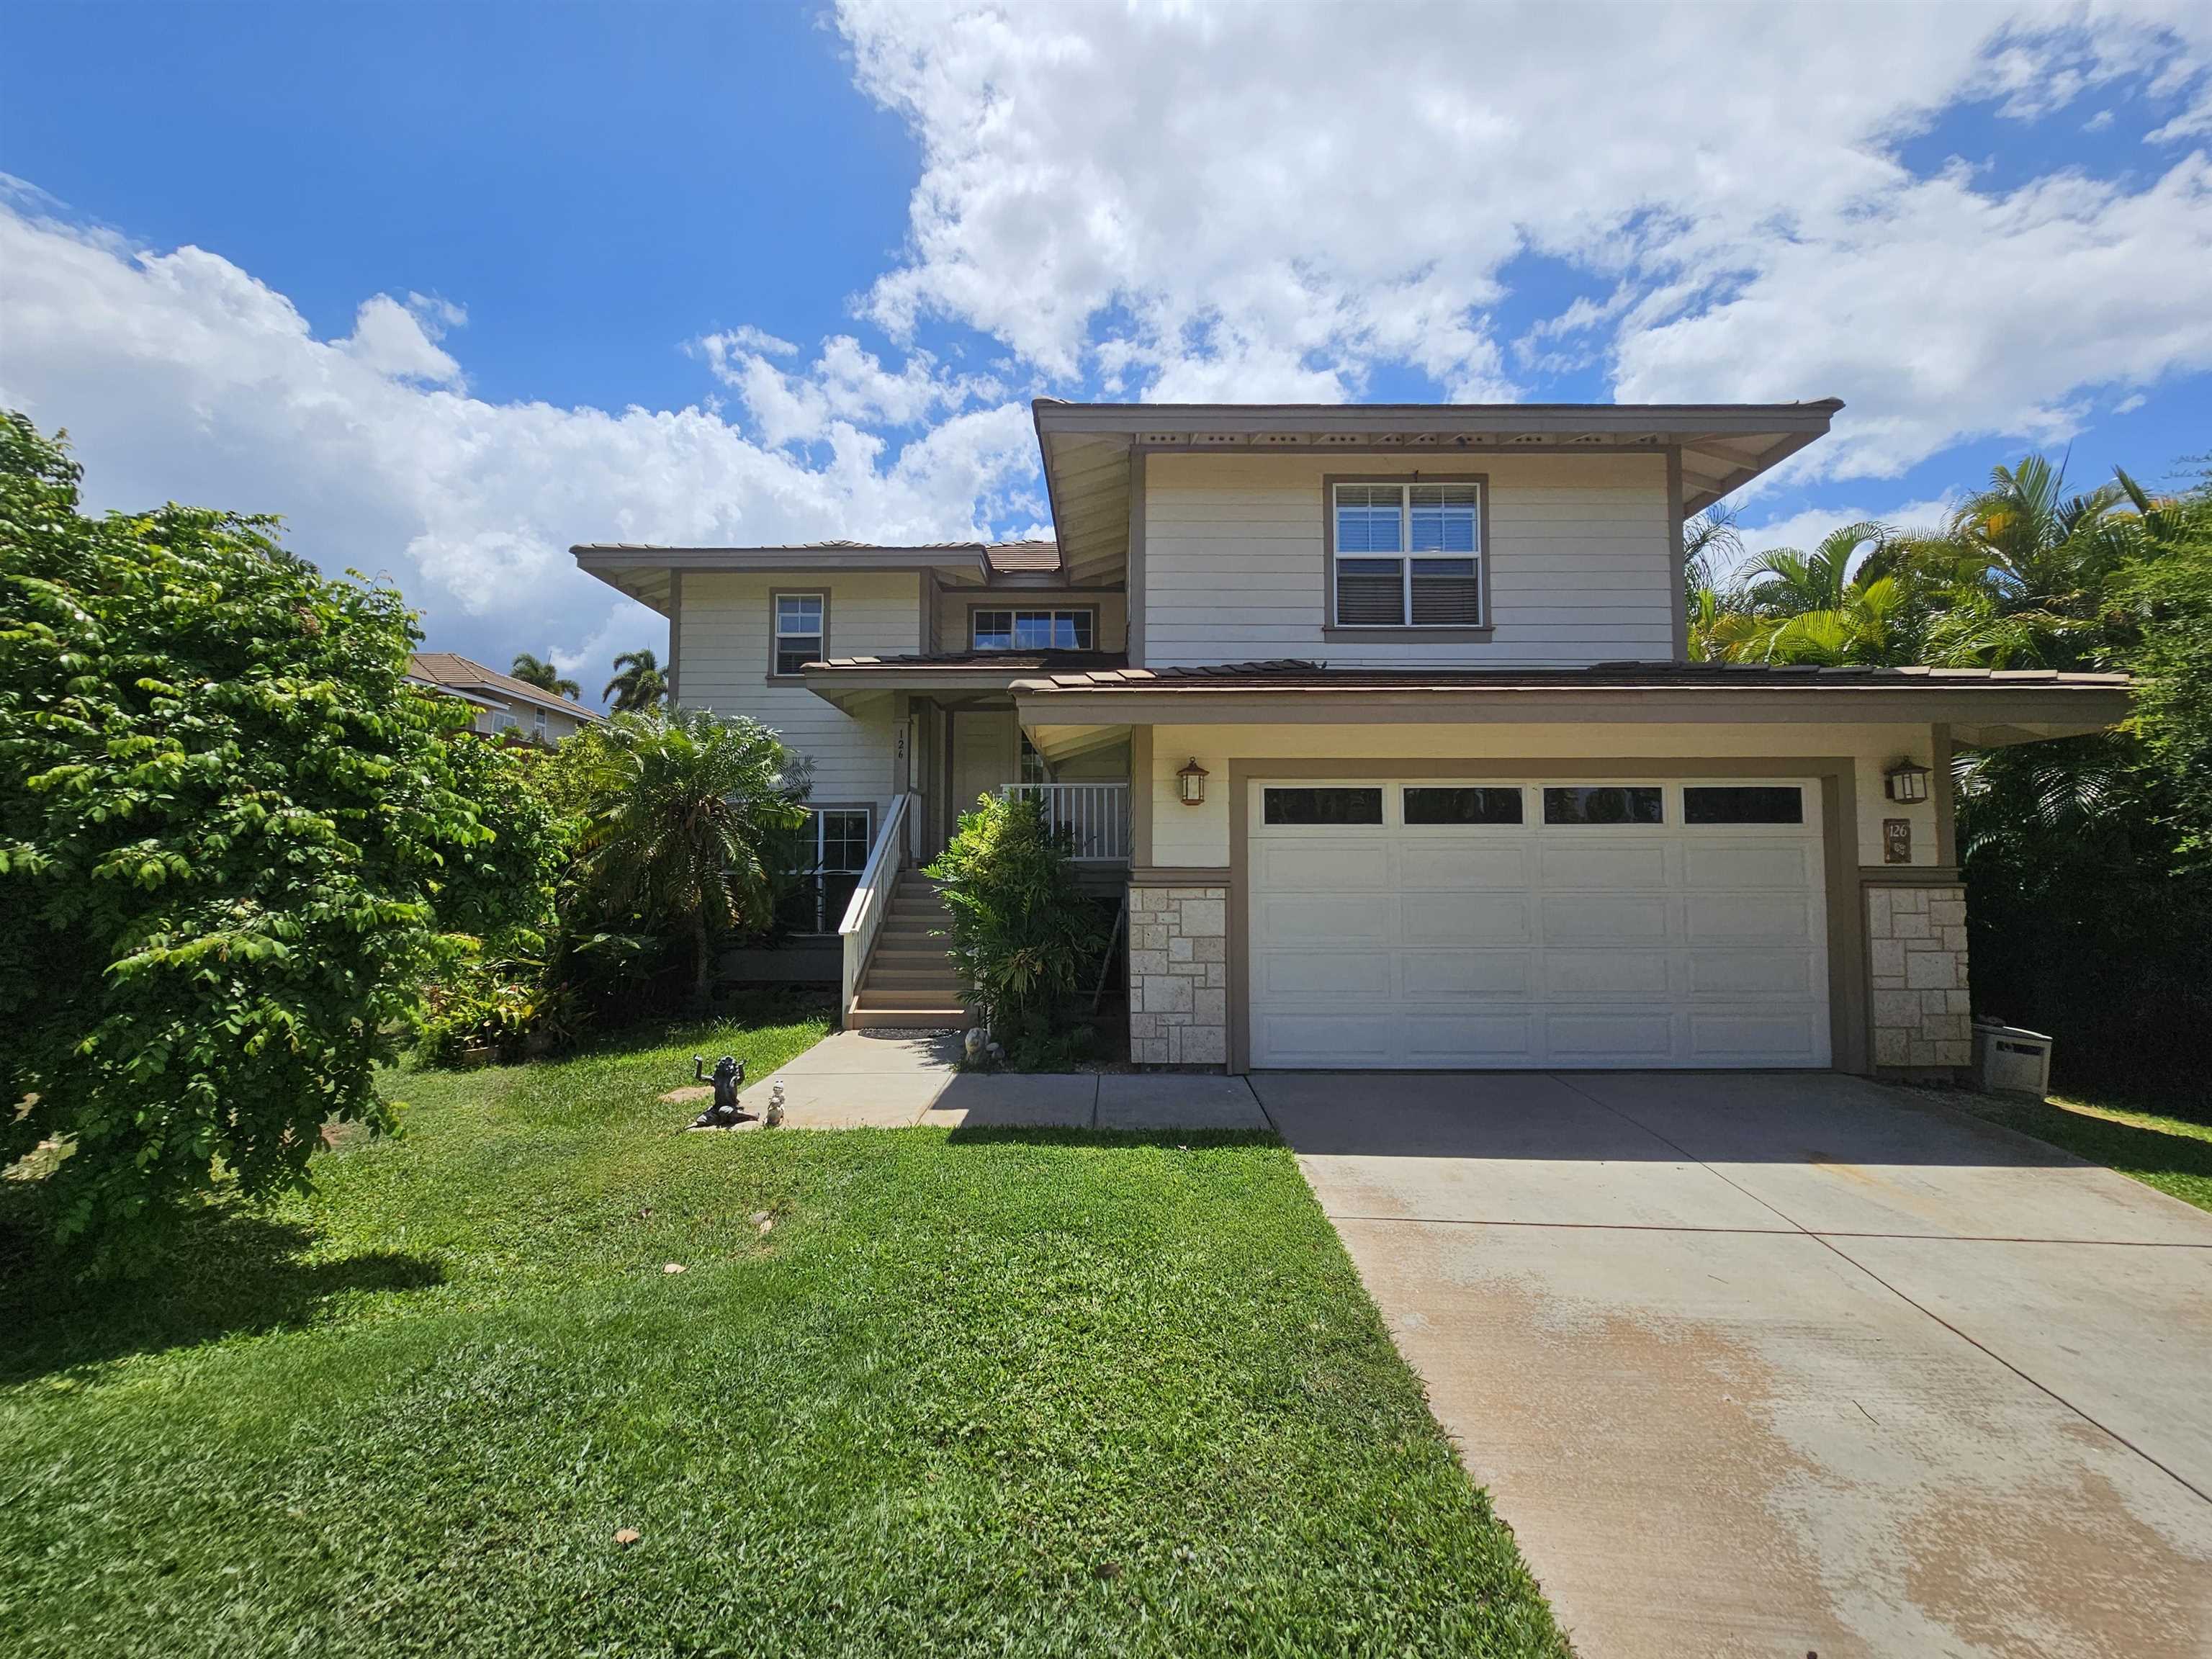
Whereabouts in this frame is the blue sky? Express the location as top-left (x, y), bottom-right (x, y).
top-left (4, 1), bottom-right (2209, 697)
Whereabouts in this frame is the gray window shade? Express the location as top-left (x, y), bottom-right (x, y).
top-left (1411, 557), bottom-right (1482, 624)
top-left (1335, 557), bottom-right (1406, 625)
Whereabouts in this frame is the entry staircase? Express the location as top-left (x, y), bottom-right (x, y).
top-left (846, 871), bottom-right (970, 1030)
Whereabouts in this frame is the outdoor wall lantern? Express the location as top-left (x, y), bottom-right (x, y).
top-left (1884, 757), bottom-right (1933, 804)
top-left (1177, 757), bottom-right (1210, 806)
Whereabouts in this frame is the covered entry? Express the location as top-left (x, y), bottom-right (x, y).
top-left (1246, 776), bottom-right (1831, 1069)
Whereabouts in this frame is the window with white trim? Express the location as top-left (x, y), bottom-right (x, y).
top-left (773, 593), bottom-right (824, 676)
top-left (1332, 482), bottom-right (1483, 627)
top-left (971, 608), bottom-right (1095, 652)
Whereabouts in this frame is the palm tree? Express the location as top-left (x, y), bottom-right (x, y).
top-left (1733, 521), bottom-right (1889, 616)
top-left (510, 651), bottom-right (581, 701)
top-left (603, 647), bottom-right (668, 714)
top-left (567, 709), bottom-right (811, 1009)
top-left (1943, 455), bottom-right (2136, 664)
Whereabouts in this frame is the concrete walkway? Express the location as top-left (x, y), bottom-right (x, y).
top-left (725, 1030), bottom-right (1270, 1130)
top-left (1256, 1069), bottom-right (2212, 1659)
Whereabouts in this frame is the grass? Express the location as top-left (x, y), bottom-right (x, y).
top-left (1952, 1089), bottom-right (2212, 1215)
top-left (0, 1014), bottom-right (1563, 1658)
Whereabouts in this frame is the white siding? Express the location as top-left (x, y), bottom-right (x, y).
top-left (1142, 720), bottom-right (1946, 873)
top-left (677, 570), bottom-right (920, 811)
top-left (1141, 451), bottom-right (1676, 668)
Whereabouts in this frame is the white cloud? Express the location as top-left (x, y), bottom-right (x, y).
top-left (837, 0), bottom-right (2212, 475)
top-left (0, 203), bottom-right (1043, 693)
top-left (696, 329), bottom-right (999, 448)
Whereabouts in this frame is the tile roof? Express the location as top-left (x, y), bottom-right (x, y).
top-left (408, 653), bottom-right (604, 719)
top-left (570, 538), bottom-right (1062, 575)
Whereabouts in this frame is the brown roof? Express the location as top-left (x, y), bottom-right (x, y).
top-left (1009, 660), bottom-right (2132, 694)
top-left (408, 653), bottom-right (603, 720)
top-left (570, 538), bottom-right (1061, 575)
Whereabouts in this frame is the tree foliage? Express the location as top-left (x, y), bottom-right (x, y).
top-left (603, 647), bottom-right (668, 714)
top-left (927, 792), bottom-right (1108, 1052)
top-left (509, 651), bottom-right (580, 701)
top-left (0, 413), bottom-right (500, 1263)
top-left (562, 708), bottom-right (810, 1009)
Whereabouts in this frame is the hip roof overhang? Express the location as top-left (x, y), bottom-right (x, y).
top-left (1033, 397), bottom-right (1846, 591)
top-left (1009, 665), bottom-right (2129, 749)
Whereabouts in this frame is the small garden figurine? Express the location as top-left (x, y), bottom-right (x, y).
top-left (688, 1054), bottom-right (747, 1128)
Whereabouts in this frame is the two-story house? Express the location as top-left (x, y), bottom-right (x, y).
top-left (408, 652), bottom-right (603, 744)
top-left (575, 400), bottom-right (2126, 1077)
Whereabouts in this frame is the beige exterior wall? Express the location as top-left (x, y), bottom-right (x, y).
top-left (933, 584), bottom-right (1127, 655)
top-left (1141, 451), bottom-right (1675, 668)
top-left (677, 570), bottom-right (915, 811)
top-left (1141, 721), bottom-right (1947, 871)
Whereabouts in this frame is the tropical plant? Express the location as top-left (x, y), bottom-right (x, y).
top-left (564, 708), bottom-right (810, 1010)
top-left (603, 646), bottom-right (669, 714)
top-left (927, 791), bottom-right (1108, 1054)
top-left (0, 412), bottom-right (493, 1265)
top-left (510, 650), bottom-right (581, 700)
top-left (1734, 521), bottom-right (1889, 616)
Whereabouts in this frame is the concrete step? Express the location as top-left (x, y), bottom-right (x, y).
top-left (858, 987), bottom-right (974, 1011)
top-left (848, 1004), bottom-right (968, 1030)
top-left (866, 974), bottom-right (966, 997)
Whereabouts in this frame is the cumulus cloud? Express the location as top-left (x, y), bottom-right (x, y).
top-left (837, 0), bottom-right (2212, 474)
top-left (0, 203), bottom-right (1043, 688)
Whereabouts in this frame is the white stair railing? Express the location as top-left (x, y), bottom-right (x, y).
top-left (1002, 781), bottom-right (1130, 862)
top-left (837, 792), bottom-right (911, 1024)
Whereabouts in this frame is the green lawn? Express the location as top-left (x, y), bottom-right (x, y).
top-left (1956, 1089), bottom-right (2212, 1214)
top-left (0, 1014), bottom-right (1563, 1658)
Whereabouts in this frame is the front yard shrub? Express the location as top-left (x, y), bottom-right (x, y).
top-left (928, 791), bottom-right (1108, 1052)
top-left (0, 413), bottom-right (497, 1266)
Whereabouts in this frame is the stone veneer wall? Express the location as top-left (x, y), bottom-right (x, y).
top-left (1128, 884), bottom-right (1228, 1067)
top-left (1866, 882), bottom-right (1972, 1071)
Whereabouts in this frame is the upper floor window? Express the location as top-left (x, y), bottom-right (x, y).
top-left (1331, 482), bottom-right (1483, 628)
top-left (971, 608), bottom-right (1095, 652)
top-left (773, 592), bottom-right (824, 677)
top-left (532, 708), bottom-right (549, 739)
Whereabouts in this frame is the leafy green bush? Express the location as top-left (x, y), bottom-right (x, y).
top-left (0, 413), bottom-right (495, 1264)
top-left (927, 792), bottom-right (1107, 1051)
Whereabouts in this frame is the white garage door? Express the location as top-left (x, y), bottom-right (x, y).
top-left (1247, 778), bottom-right (1830, 1069)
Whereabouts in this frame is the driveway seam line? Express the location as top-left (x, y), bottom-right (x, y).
top-left (1547, 1072), bottom-right (2212, 1510)
top-left (1244, 1076), bottom-right (1280, 1136)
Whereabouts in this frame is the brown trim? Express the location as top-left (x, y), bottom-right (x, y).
top-left (920, 571), bottom-right (938, 655)
top-left (1857, 865), bottom-right (1962, 887)
top-left (1223, 757), bottom-right (1866, 1078)
top-left (1127, 447), bottom-right (1147, 666)
top-left (1129, 865), bottom-right (1228, 886)
top-left (1666, 444), bottom-right (1687, 665)
top-left (1015, 685), bottom-right (2131, 733)
top-left (1321, 472), bottom-right (1493, 634)
top-left (667, 567), bottom-right (684, 707)
top-left (958, 598), bottom-right (1102, 654)
top-left (766, 588), bottom-right (830, 683)
top-left (1931, 721), bottom-right (1957, 866)
top-left (1130, 724), bottom-right (1155, 868)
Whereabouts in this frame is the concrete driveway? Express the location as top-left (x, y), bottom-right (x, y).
top-left (1254, 1071), bottom-right (2212, 1659)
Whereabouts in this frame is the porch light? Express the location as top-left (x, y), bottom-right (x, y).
top-left (1177, 757), bottom-right (1210, 806)
top-left (1884, 757), bottom-right (1932, 804)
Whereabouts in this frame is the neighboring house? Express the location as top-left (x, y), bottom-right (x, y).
top-left (408, 652), bottom-right (603, 745)
top-left (574, 400), bottom-right (2126, 1077)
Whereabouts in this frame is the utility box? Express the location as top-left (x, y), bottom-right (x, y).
top-left (1972, 1020), bottom-right (2054, 1097)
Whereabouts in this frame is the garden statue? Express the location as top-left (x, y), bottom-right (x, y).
top-left (688, 1054), bottom-right (747, 1128)
top-left (765, 1081), bottom-right (786, 1128)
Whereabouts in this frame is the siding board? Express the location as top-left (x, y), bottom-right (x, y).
top-left (1143, 451), bottom-right (1676, 668)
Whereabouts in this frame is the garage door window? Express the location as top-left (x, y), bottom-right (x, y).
top-left (1543, 786), bottom-right (1664, 825)
top-left (1683, 786), bottom-right (1804, 824)
top-left (1403, 786), bottom-right (1524, 825)
top-left (1262, 786), bottom-right (1383, 825)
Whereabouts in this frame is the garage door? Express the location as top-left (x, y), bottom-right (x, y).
top-left (1247, 778), bottom-right (1830, 1069)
